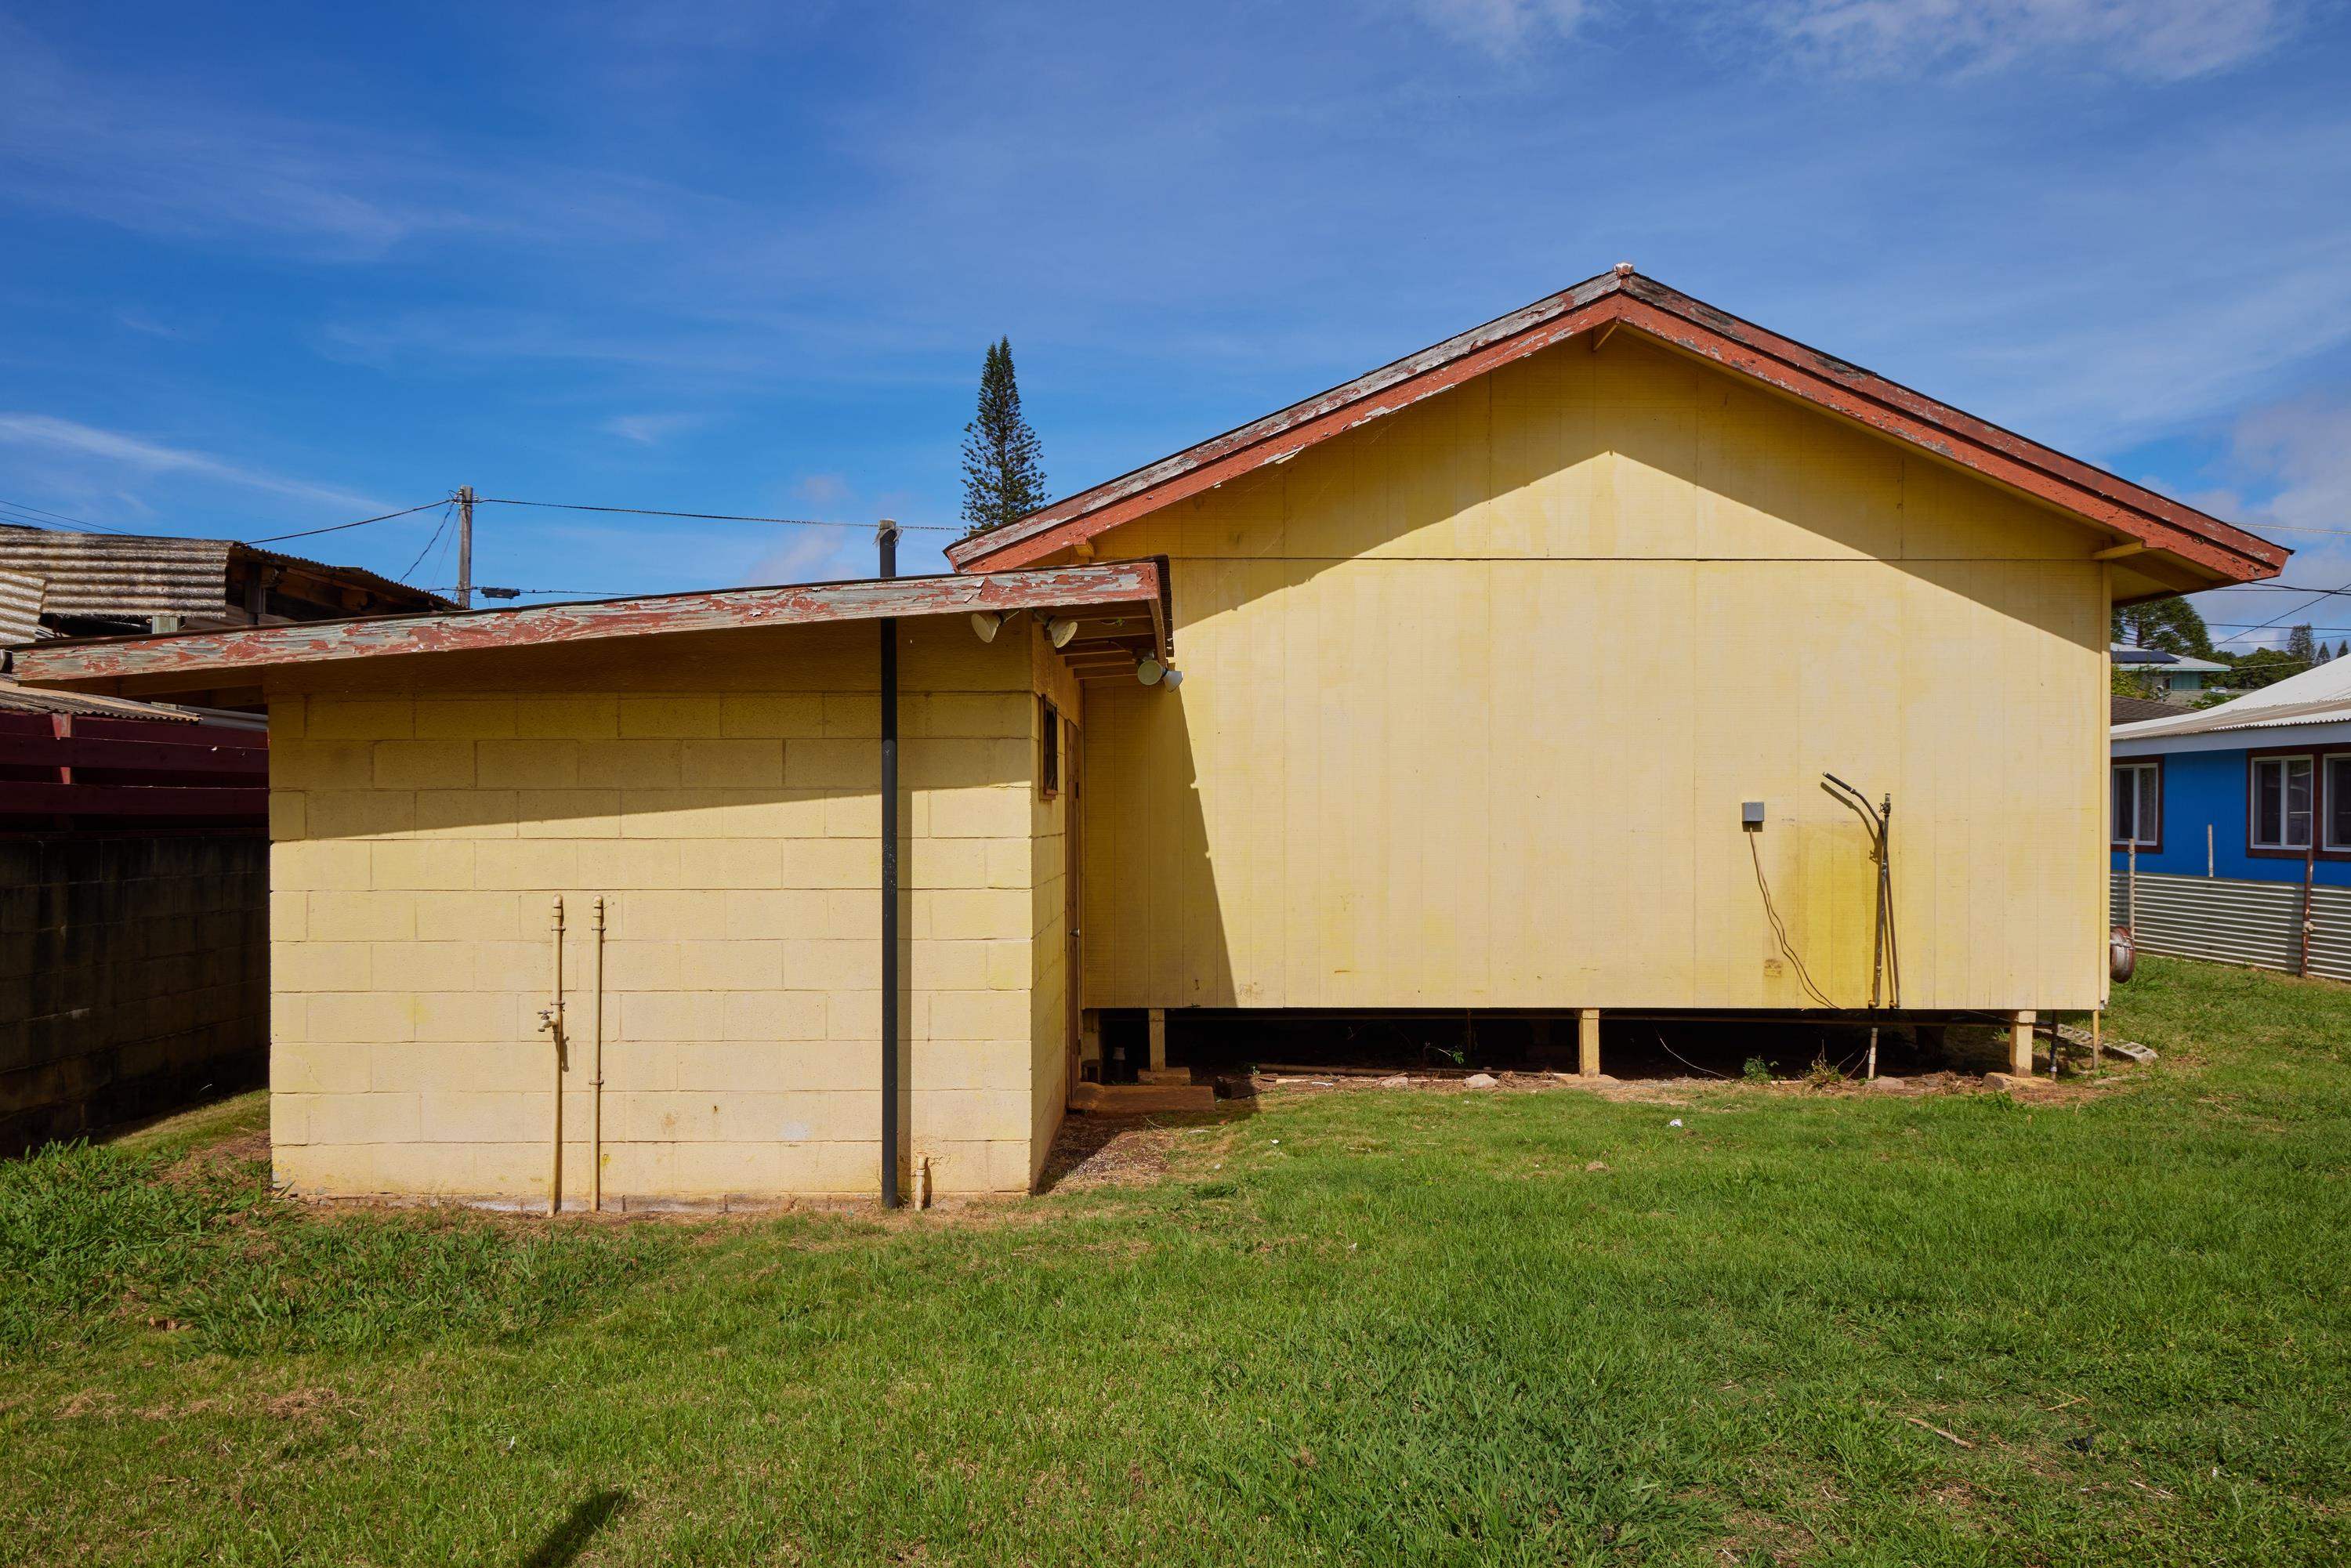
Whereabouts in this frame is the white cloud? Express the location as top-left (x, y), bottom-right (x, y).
top-left (2187, 397), bottom-right (2351, 648)
top-left (0, 16), bottom-right (725, 261)
top-left (600, 413), bottom-right (703, 446)
top-left (795, 473), bottom-right (853, 509)
top-left (1747, 0), bottom-right (2291, 81)
top-left (1411, 0), bottom-right (1596, 54)
top-left (0, 414), bottom-right (382, 513)
top-left (742, 527), bottom-right (867, 586)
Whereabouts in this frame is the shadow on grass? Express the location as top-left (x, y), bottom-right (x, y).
top-left (521, 1489), bottom-right (629, 1568)
top-left (1035, 1105), bottom-right (1252, 1195)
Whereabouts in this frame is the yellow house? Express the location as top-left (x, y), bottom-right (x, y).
top-left (9, 269), bottom-right (2286, 1208)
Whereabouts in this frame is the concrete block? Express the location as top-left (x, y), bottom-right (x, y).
top-left (784, 738), bottom-right (877, 789)
top-left (678, 940), bottom-right (783, 992)
top-left (310, 697), bottom-right (414, 741)
top-left (371, 840), bottom-right (476, 892)
top-left (719, 990), bottom-right (828, 1043)
top-left (276, 741), bottom-right (377, 791)
top-left (306, 791), bottom-right (418, 841)
top-left (410, 891), bottom-right (520, 941)
top-left (306, 990), bottom-right (416, 1045)
top-left (620, 695), bottom-right (726, 739)
top-left (575, 839), bottom-right (682, 891)
top-left (472, 841), bottom-right (580, 891)
top-left (274, 941), bottom-right (370, 991)
top-left (372, 740), bottom-right (477, 791)
top-left (308, 889), bottom-right (414, 943)
top-left (676, 839), bottom-right (786, 889)
top-left (412, 698), bottom-right (517, 739)
top-left (681, 738), bottom-right (784, 788)
top-left (578, 740), bottom-right (683, 791)
top-left (721, 694), bottom-right (824, 738)
top-left (515, 694), bottom-right (619, 740)
top-left (517, 789), bottom-right (622, 838)
top-left (415, 788), bottom-right (520, 839)
top-left (926, 785), bottom-right (1030, 839)
top-left (477, 738), bottom-right (581, 789)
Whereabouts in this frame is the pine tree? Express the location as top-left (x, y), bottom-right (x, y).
top-left (2110, 596), bottom-right (2214, 656)
top-left (958, 338), bottom-right (1048, 535)
top-left (2286, 623), bottom-right (2320, 668)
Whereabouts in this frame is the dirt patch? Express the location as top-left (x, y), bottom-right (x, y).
top-left (1037, 1118), bottom-right (1184, 1192)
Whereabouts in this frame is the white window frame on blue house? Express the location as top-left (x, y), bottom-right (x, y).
top-left (2249, 754), bottom-right (2314, 853)
top-left (2111, 759), bottom-right (2160, 849)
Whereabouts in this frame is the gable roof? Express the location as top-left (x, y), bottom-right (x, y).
top-left (2114, 643), bottom-right (2351, 745)
top-left (947, 267), bottom-right (2288, 592)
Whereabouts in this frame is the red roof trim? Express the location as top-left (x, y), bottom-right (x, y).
top-left (7, 563), bottom-right (1168, 695)
top-left (947, 271), bottom-right (2287, 584)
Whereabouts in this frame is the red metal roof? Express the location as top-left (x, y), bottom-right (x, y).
top-left (946, 267), bottom-right (2288, 588)
top-left (5, 562), bottom-right (1169, 697)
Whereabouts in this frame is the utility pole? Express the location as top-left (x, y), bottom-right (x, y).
top-left (455, 486), bottom-right (475, 610)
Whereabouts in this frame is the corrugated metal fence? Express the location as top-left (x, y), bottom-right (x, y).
top-left (2111, 870), bottom-right (2351, 983)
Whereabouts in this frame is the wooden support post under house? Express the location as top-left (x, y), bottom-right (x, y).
top-left (1147, 1007), bottom-right (1167, 1073)
top-left (1578, 1009), bottom-right (1602, 1078)
top-left (2008, 1010), bottom-right (2035, 1075)
top-left (2090, 1009), bottom-right (2101, 1075)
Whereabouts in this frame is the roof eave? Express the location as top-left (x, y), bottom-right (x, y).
top-left (947, 271), bottom-right (2287, 589)
top-left (5, 562), bottom-right (1170, 698)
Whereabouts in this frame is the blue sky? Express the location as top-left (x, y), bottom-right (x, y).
top-left (2, 0), bottom-right (2348, 645)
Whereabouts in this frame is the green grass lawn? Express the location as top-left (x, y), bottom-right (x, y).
top-left (5, 956), bottom-right (2349, 1566)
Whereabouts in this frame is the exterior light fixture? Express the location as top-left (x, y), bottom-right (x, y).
top-left (1045, 616), bottom-right (1079, 650)
top-left (1136, 657), bottom-right (1165, 686)
top-left (1161, 667), bottom-right (1184, 689)
top-left (969, 611), bottom-right (1004, 643)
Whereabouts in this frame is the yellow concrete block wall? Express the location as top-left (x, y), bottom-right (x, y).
top-left (268, 618), bottom-right (1054, 1205)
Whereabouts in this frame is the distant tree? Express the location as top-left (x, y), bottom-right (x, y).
top-left (2111, 596), bottom-right (2213, 657)
top-left (2286, 623), bottom-right (2320, 668)
top-left (958, 338), bottom-right (1048, 535)
top-left (2212, 647), bottom-right (2302, 693)
top-left (2321, 642), bottom-right (2337, 665)
top-left (2111, 662), bottom-right (2159, 700)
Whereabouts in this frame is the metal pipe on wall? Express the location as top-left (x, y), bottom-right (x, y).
top-left (878, 520), bottom-right (901, 1208)
top-left (590, 896), bottom-right (607, 1213)
top-left (539, 896), bottom-right (567, 1217)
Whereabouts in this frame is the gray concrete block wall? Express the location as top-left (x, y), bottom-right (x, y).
top-left (0, 834), bottom-right (267, 1153)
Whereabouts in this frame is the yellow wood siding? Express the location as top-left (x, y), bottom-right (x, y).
top-left (1081, 335), bottom-right (2108, 1013)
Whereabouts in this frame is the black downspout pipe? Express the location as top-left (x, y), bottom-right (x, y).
top-left (877, 519), bottom-right (900, 1208)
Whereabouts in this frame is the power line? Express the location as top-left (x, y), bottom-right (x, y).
top-left (474, 497), bottom-right (958, 531)
top-left (397, 503), bottom-right (455, 583)
top-left (248, 501), bottom-right (447, 544)
top-left (2212, 574), bottom-right (2351, 646)
top-left (0, 496), bottom-right (143, 536)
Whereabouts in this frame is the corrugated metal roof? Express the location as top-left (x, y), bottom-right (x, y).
top-left (2114, 647), bottom-right (2351, 740)
top-left (0, 570), bottom-right (45, 643)
top-left (0, 677), bottom-right (237, 725)
top-left (0, 528), bottom-right (233, 617)
top-left (0, 525), bottom-right (450, 628)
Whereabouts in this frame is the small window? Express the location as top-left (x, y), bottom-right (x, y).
top-left (1039, 696), bottom-right (1060, 797)
top-left (2251, 755), bottom-right (2313, 851)
top-left (2111, 761), bottom-right (2159, 849)
top-left (2327, 755), bottom-right (2351, 853)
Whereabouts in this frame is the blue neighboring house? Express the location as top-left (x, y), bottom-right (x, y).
top-left (2111, 656), bottom-right (2350, 981)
